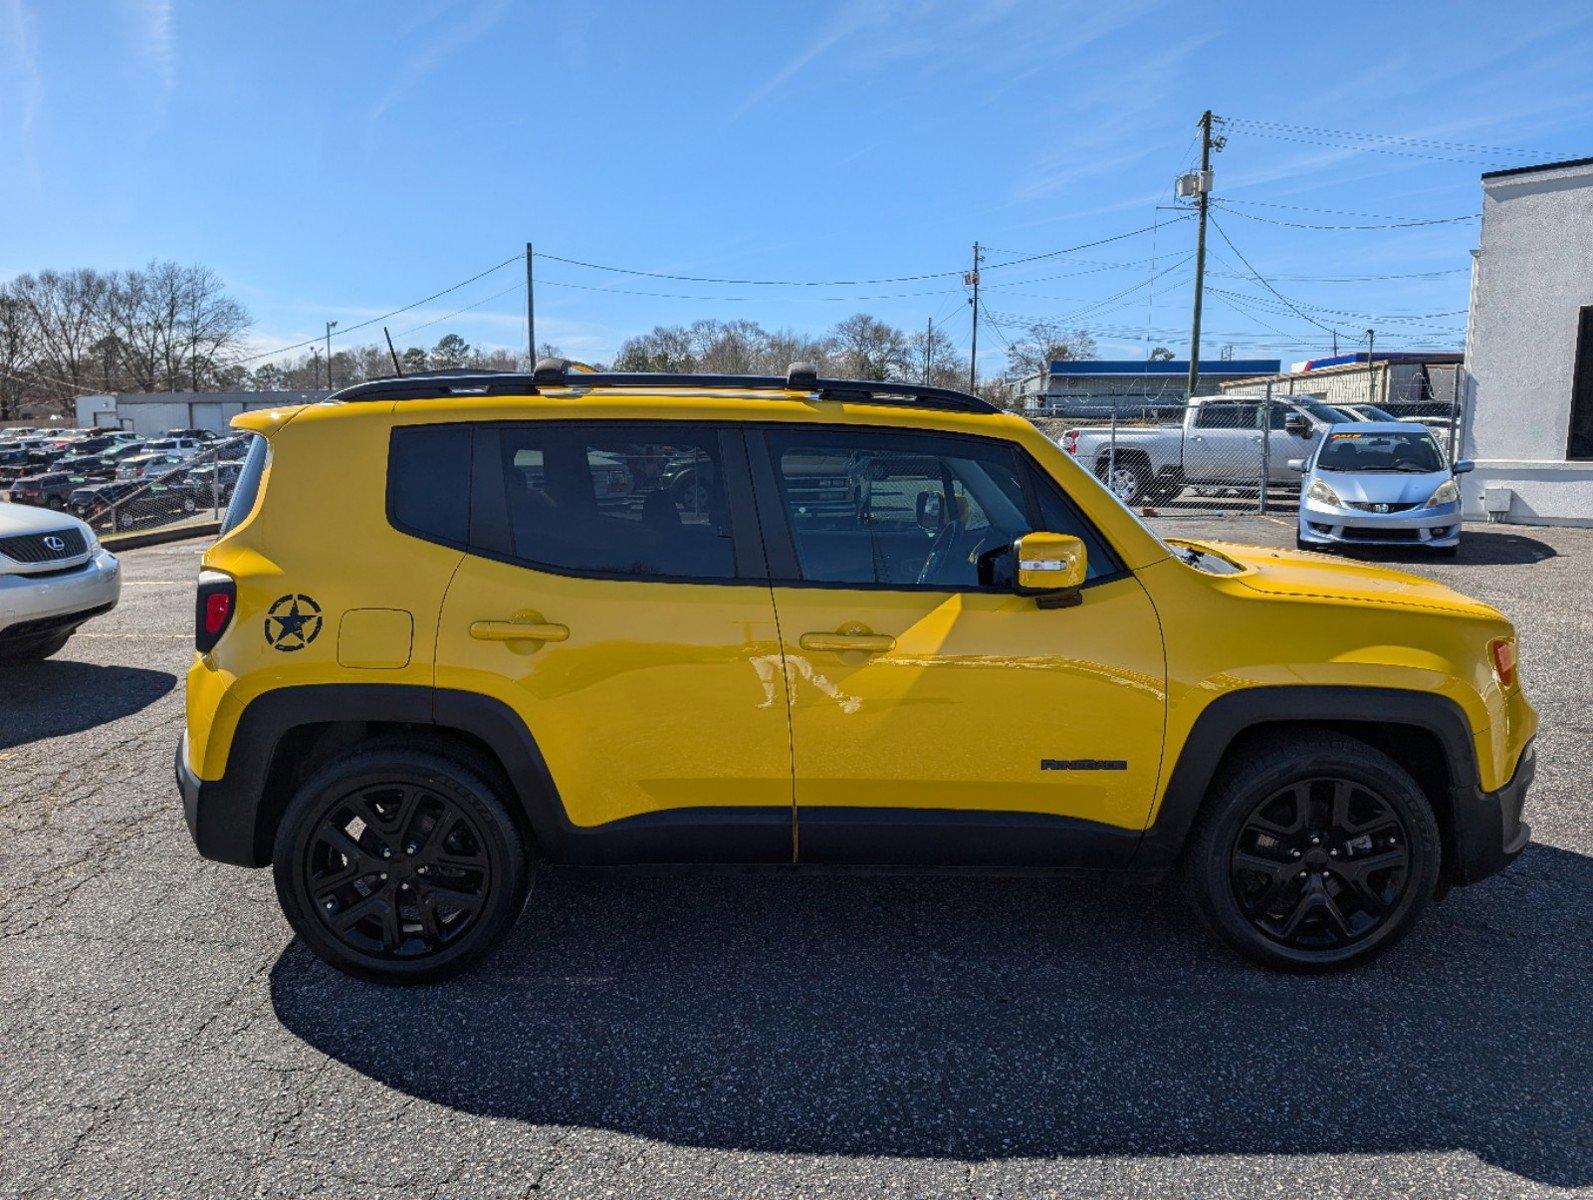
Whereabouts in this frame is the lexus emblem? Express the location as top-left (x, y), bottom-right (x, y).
top-left (42, 535), bottom-right (66, 552)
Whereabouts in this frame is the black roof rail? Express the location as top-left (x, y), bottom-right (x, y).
top-left (327, 361), bottom-right (997, 414)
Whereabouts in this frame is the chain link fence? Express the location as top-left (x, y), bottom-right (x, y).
top-left (69, 444), bottom-right (242, 535)
top-left (1029, 386), bottom-right (1462, 513)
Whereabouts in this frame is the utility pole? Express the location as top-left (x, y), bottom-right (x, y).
top-left (525, 242), bottom-right (536, 367)
top-left (923, 316), bottom-right (933, 384)
top-left (324, 320), bottom-right (338, 389)
top-left (1332, 329), bottom-right (1339, 356)
top-left (1365, 328), bottom-right (1376, 405)
top-left (964, 242), bottom-right (982, 392)
top-left (1184, 109), bottom-right (1222, 399)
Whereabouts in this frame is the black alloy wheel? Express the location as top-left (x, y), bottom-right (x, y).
top-left (1181, 732), bottom-right (1440, 972)
top-left (1229, 777), bottom-right (1411, 951)
top-left (307, 781), bottom-right (493, 959)
top-left (274, 748), bottom-right (529, 982)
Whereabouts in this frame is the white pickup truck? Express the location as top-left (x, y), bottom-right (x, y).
top-left (1059, 394), bottom-right (1353, 504)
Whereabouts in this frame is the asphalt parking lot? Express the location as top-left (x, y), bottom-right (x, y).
top-left (1, 521), bottom-right (1588, 1199)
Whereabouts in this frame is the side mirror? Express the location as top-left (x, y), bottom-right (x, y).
top-left (915, 491), bottom-right (945, 531)
top-left (1014, 531), bottom-right (1087, 607)
top-left (1452, 459), bottom-right (1475, 474)
top-left (1284, 414), bottom-right (1311, 437)
top-left (1286, 457), bottom-right (1307, 473)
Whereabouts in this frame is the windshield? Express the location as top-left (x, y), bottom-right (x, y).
top-left (1317, 429), bottom-right (1445, 473)
top-left (1297, 398), bottom-right (1355, 424)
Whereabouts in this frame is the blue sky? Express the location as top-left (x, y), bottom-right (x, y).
top-left (3, 0), bottom-right (1592, 374)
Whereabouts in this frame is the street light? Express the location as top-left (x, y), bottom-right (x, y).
top-left (324, 320), bottom-right (339, 389)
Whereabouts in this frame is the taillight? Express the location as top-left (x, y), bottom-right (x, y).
top-left (195, 569), bottom-right (236, 653)
top-left (1489, 637), bottom-right (1517, 689)
top-left (1063, 430), bottom-right (1079, 455)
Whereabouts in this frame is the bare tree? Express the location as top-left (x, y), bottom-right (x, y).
top-left (829, 313), bottom-right (912, 381)
top-left (1002, 321), bottom-right (1097, 386)
top-left (10, 268), bottom-right (110, 400)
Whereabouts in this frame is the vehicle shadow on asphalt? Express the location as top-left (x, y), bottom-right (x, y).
top-left (270, 843), bottom-right (1590, 1187)
top-left (0, 661), bottom-right (175, 749)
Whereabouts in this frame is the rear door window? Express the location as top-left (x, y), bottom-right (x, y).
top-left (475, 422), bottom-right (742, 582)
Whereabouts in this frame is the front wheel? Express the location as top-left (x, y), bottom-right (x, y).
top-left (1180, 732), bottom-right (1441, 971)
top-left (273, 748), bottom-right (530, 983)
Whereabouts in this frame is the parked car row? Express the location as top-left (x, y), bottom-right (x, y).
top-left (2, 426), bottom-right (247, 527)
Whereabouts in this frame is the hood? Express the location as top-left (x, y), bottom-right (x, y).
top-left (0, 500), bottom-right (92, 539)
top-left (1312, 468), bottom-right (1448, 505)
top-left (1172, 538), bottom-right (1500, 619)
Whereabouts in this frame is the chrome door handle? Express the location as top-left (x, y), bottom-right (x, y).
top-left (470, 620), bottom-right (569, 643)
top-left (799, 631), bottom-right (895, 654)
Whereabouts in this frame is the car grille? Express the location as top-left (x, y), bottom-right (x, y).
top-left (1344, 501), bottom-right (1420, 513)
top-left (0, 526), bottom-right (88, 563)
top-left (1342, 526), bottom-right (1420, 541)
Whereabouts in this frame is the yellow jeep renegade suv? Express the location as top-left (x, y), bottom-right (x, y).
top-left (177, 361), bottom-right (1536, 981)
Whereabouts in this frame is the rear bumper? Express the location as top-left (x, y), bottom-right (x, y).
top-left (176, 731), bottom-right (265, 867)
top-left (1450, 738), bottom-right (1534, 885)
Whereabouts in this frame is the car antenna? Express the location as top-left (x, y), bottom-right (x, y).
top-left (384, 327), bottom-right (403, 377)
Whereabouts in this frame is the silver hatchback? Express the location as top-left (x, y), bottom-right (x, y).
top-left (1289, 422), bottom-right (1472, 556)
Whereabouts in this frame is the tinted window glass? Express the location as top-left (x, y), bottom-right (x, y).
top-left (765, 429), bottom-right (1036, 589)
top-left (489, 423), bottom-right (734, 580)
top-left (1195, 402), bottom-right (1257, 429)
top-left (219, 434), bottom-right (270, 536)
top-left (388, 425), bottom-right (471, 544)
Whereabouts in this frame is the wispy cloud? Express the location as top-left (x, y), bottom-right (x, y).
top-left (371, 0), bottom-right (513, 122)
top-left (130, 0), bottom-right (175, 105)
top-left (1, 0), bottom-right (44, 188)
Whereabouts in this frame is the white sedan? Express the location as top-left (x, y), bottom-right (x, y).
top-left (0, 502), bottom-right (121, 661)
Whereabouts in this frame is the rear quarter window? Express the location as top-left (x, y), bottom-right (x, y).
top-left (387, 425), bottom-right (471, 546)
top-left (219, 434), bottom-right (270, 536)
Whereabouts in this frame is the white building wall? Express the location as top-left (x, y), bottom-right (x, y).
top-left (1462, 159), bottom-right (1593, 525)
top-left (74, 391), bottom-right (331, 437)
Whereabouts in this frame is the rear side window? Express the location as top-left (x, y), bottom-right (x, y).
top-left (219, 434), bottom-right (270, 536)
top-left (1195, 402), bottom-right (1258, 429)
top-left (477, 422), bottom-right (736, 581)
top-left (388, 425), bottom-right (471, 546)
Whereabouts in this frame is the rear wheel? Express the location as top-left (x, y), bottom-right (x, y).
top-left (1096, 457), bottom-right (1151, 505)
top-left (1181, 732), bottom-right (1440, 971)
top-left (273, 748), bottom-right (530, 983)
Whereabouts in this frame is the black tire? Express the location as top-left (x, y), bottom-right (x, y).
top-left (1180, 732), bottom-right (1441, 972)
top-left (0, 630), bottom-right (73, 663)
top-left (273, 747), bottom-right (530, 984)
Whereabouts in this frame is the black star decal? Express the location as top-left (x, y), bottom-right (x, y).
top-left (264, 594), bottom-right (323, 651)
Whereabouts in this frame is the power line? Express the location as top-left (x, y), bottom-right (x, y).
top-left (1212, 202), bottom-right (1479, 231)
top-left (531, 219), bottom-right (1187, 289)
top-left (238, 253), bottom-right (522, 362)
top-left (535, 276), bottom-right (964, 304)
top-left (1206, 215), bottom-right (1339, 335)
top-left (1216, 197), bottom-right (1481, 222)
top-left (1208, 287), bottom-right (1465, 330)
top-left (1223, 116), bottom-right (1569, 160)
top-left (389, 282), bottom-right (525, 342)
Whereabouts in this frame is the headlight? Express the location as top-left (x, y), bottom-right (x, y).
top-left (1306, 478), bottom-right (1343, 507)
top-left (1423, 478), bottom-right (1460, 507)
